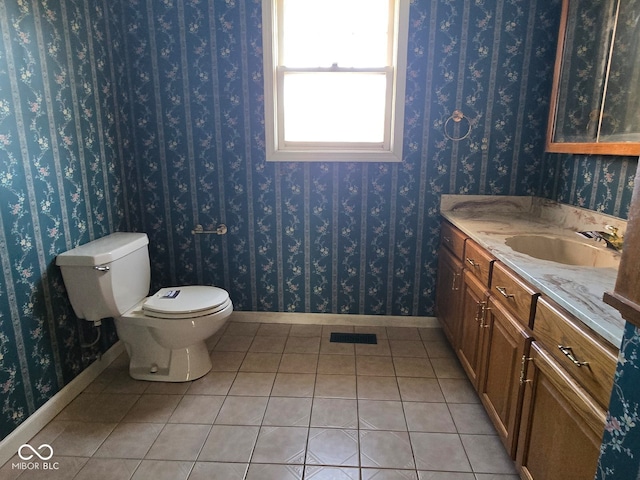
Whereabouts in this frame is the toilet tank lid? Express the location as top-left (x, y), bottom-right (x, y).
top-left (56, 232), bottom-right (149, 267)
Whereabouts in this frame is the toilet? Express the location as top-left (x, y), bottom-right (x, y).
top-left (56, 232), bottom-right (233, 382)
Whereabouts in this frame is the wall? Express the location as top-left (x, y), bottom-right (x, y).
top-left (0, 0), bottom-right (140, 439)
top-left (597, 322), bottom-right (640, 479)
top-left (125, 0), bottom-right (563, 316)
top-left (541, 153), bottom-right (638, 219)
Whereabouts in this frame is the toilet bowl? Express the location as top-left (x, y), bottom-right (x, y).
top-left (116, 286), bottom-right (233, 381)
top-left (56, 232), bottom-right (233, 382)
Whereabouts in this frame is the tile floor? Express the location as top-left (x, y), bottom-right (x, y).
top-left (1, 322), bottom-right (519, 480)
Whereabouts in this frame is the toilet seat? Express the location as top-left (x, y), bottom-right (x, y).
top-left (142, 286), bottom-right (231, 319)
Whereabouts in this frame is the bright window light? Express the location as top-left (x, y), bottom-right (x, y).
top-left (282, 0), bottom-right (390, 68)
top-left (263, 0), bottom-right (409, 162)
top-left (283, 73), bottom-right (387, 143)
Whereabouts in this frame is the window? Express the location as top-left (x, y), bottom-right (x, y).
top-left (262, 0), bottom-right (409, 162)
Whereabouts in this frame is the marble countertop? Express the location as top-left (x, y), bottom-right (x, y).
top-left (440, 195), bottom-right (626, 347)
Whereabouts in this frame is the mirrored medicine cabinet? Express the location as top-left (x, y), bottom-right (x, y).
top-left (546, 0), bottom-right (640, 156)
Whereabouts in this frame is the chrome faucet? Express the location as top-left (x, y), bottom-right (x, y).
top-left (578, 225), bottom-right (624, 252)
top-left (600, 225), bottom-right (624, 252)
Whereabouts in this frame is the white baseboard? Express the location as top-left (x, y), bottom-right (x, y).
top-left (230, 311), bottom-right (440, 328)
top-left (0, 341), bottom-right (125, 468)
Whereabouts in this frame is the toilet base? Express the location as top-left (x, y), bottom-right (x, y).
top-left (126, 340), bottom-right (212, 382)
top-left (114, 299), bottom-right (232, 383)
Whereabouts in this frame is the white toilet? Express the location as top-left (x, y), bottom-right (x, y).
top-left (56, 232), bottom-right (233, 382)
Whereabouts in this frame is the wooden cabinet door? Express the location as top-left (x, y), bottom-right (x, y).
top-left (478, 297), bottom-right (531, 458)
top-left (436, 246), bottom-right (463, 348)
top-left (457, 270), bottom-right (488, 388)
top-left (517, 342), bottom-right (606, 480)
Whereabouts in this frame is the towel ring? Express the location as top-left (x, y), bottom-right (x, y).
top-left (444, 110), bottom-right (472, 141)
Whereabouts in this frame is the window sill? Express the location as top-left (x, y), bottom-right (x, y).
top-left (265, 149), bottom-right (403, 163)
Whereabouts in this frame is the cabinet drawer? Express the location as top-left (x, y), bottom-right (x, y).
top-left (491, 262), bottom-right (539, 327)
top-left (440, 221), bottom-right (466, 261)
top-left (532, 298), bottom-right (617, 409)
top-left (463, 240), bottom-right (493, 287)
top-left (517, 341), bottom-right (606, 480)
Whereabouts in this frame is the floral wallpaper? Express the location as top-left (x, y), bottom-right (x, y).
top-left (541, 153), bottom-right (638, 219)
top-left (0, 0), bottom-right (639, 470)
top-left (596, 322), bottom-right (640, 479)
top-left (0, 0), bottom-right (139, 439)
top-left (127, 0), bottom-right (565, 316)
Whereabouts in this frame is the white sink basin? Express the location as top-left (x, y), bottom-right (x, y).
top-left (504, 234), bottom-right (620, 268)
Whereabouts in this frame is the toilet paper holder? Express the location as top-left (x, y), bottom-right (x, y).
top-left (191, 224), bottom-right (228, 235)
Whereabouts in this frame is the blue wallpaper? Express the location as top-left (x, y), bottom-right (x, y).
top-left (127, 0), bottom-right (564, 315)
top-left (0, 0), bottom-right (139, 439)
top-left (597, 322), bottom-right (640, 479)
top-left (542, 153), bottom-right (638, 219)
top-left (0, 0), bottom-right (638, 462)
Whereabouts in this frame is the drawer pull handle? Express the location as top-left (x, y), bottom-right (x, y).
top-left (474, 301), bottom-right (486, 322)
top-left (495, 286), bottom-right (514, 299)
top-left (558, 345), bottom-right (589, 367)
top-left (443, 236), bottom-right (452, 244)
top-left (475, 302), bottom-right (491, 328)
top-left (451, 272), bottom-right (460, 291)
top-left (519, 355), bottom-right (533, 385)
top-left (466, 258), bottom-right (479, 268)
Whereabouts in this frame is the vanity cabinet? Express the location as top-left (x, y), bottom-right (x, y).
top-left (436, 247), bottom-right (463, 348)
top-left (457, 270), bottom-right (489, 387)
top-left (516, 298), bottom-right (615, 479)
top-left (456, 239), bottom-right (494, 388)
top-left (532, 298), bottom-right (617, 410)
top-left (436, 219), bottom-right (615, 476)
top-left (436, 223), bottom-right (466, 348)
top-left (491, 262), bottom-right (539, 328)
top-left (458, 238), bottom-right (535, 457)
top-left (516, 342), bottom-right (606, 480)
top-left (473, 260), bottom-right (537, 457)
top-left (478, 297), bottom-right (532, 457)
top-left (464, 239), bottom-right (493, 286)
top-left (440, 220), bottom-right (466, 260)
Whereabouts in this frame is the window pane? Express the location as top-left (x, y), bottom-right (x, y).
top-left (282, 0), bottom-right (390, 68)
top-left (283, 72), bottom-right (387, 143)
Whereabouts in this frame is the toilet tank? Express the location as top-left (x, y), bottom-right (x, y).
top-left (56, 232), bottom-right (151, 321)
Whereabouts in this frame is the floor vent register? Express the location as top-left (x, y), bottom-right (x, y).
top-left (329, 332), bottom-right (377, 344)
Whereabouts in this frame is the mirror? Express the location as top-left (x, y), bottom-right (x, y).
top-left (546, 0), bottom-right (640, 156)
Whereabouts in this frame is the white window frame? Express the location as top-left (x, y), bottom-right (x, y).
top-left (262, 0), bottom-right (409, 162)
